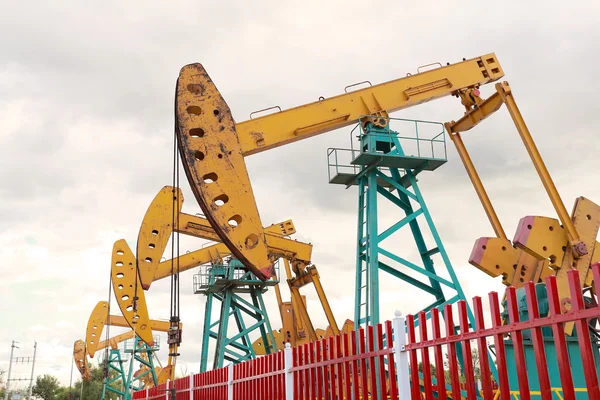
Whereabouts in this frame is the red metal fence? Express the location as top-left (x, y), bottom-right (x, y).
top-left (405, 266), bottom-right (600, 400)
top-left (132, 265), bottom-right (600, 399)
top-left (292, 321), bottom-right (398, 400)
top-left (232, 350), bottom-right (285, 399)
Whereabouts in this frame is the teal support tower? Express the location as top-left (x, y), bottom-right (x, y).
top-left (329, 117), bottom-right (483, 398)
top-left (101, 335), bottom-right (160, 400)
top-left (101, 349), bottom-right (127, 400)
top-left (329, 117), bottom-right (471, 329)
top-left (195, 258), bottom-right (278, 372)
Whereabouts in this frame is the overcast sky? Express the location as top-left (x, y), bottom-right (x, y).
top-left (1, 0), bottom-right (600, 388)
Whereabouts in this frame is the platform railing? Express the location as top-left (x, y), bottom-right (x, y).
top-left (327, 117), bottom-right (447, 184)
top-left (124, 335), bottom-right (160, 352)
top-left (349, 116), bottom-right (448, 161)
top-left (193, 258), bottom-right (281, 294)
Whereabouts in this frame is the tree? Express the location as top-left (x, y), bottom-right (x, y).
top-left (71, 362), bottom-right (120, 400)
top-left (442, 348), bottom-right (495, 384)
top-left (55, 386), bottom-right (77, 400)
top-left (0, 368), bottom-right (5, 399)
top-left (1, 388), bottom-right (27, 400)
top-left (32, 374), bottom-right (61, 400)
top-left (418, 362), bottom-right (437, 376)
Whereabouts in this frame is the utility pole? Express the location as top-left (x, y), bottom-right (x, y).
top-left (4, 341), bottom-right (18, 400)
top-left (68, 355), bottom-right (74, 399)
top-left (4, 341), bottom-right (37, 400)
top-left (27, 342), bottom-right (37, 399)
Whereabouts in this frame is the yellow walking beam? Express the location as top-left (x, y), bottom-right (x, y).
top-left (85, 300), bottom-right (181, 356)
top-left (73, 332), bottom-right (134, 381)
top-left (111, 188), bottom-right (313, 347)
top-left (136, 186), bottom-right (311, 289)
top-left (73, 340), bottom-right (89, 381)
top-left (175, 54), bottom-right (504, 276)
top-left (236, 54), bottom-right (504, 156)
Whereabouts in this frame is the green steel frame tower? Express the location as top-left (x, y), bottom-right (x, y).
top-left (195, 258), bottom-right (278, 372)
top-left (101, 335), bottom-right (160, 400)
top-left (328, 117), bottom-right (473, 329)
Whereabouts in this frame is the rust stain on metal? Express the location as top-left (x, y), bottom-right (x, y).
top-left (174, 63), bottom-right (273, 280)
top-left (250, 131), bottom-right (265, 146)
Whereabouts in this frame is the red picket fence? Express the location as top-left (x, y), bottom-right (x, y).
top-left (131, 264), bottom-right (600, 400)
top-left (405, 265), bottom-right (600, 400)
top-left (292, 321), bottom-right (397, 400)
top-left (233, 350), bottom-right (285, 399)
top-left (146, 382), bottom-right (168, 400)
top-left (132, 321), bottom-right (399, 400)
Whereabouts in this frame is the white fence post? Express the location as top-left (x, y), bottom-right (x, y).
top-left (189, 374), bottom-right (194, 400)
top-left (393, 310), bottom-right (410, 400)
top-left (284, 343), bottom-right (294, 400)
top-left (228, 363), bottom-right (234, 400)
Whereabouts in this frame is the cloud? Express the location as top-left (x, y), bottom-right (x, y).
top-left (1, 0), bottom-right (600, 387)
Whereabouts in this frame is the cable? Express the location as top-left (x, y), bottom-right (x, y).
top-left (168, 78), bottom-right (182, 359)
top-left (132, 248), bottom-right (139, 383)
top-left (103, 267), bottom-right (112, 379)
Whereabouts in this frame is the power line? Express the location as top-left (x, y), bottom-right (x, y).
top-left (4, 341), bottom-right (37, 400)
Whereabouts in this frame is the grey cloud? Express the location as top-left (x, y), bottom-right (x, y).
top-left (2, 0), bottom-right (600, 386)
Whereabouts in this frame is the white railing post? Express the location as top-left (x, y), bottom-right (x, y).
top-left (284, 343), bottom-right (294, 400)
top-left (393, 310), bottom-right (410, 400)
top-left (228, 363), bottom-right (234, 400)
top-left (189, 374), bottom-right (194, 400)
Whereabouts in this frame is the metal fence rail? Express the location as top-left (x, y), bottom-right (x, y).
top-left (133, 265), bottom-right (600, 400)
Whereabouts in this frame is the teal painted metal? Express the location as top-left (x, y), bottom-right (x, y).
top-left (123, 336), bottom-right (159, 392)
top-left (329, 117), bottom-right (493, 398)
top-left (501, 283), bottom-right (600, 397)
top-left (195, 258), bottom-right (278, 372)
top-left (328, 117), bottom-right (469, 328)
top-left (101, 349), bottom-right (127, 400)
top-left (101, 336), bottom-right (159, 400)
top-left (504, 339), bottom-right (600, 399)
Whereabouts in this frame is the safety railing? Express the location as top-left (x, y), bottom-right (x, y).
top-left (326, 147), bottom-right (361, 182)
top-left (133, 264), bottom-right (600, 400)
top-left (123, 335), bottom-right (160, 352)
top-left (192, 258), bottom-right (280, 294)
top-left (326, 147), bottom-right (404, 186)
top-left (349, 116), bottom-right (447, 161)
top-left (327, 117), bottom-right (447, 183)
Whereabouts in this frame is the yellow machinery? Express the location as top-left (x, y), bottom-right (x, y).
top-left (73, 301), bottom-right (181, 397)
top-left (106, 53), bottom-right (512, 372)
top-left (173, 55), bottom-right (504, 282)
top-left (111, 185), bottom-right (348, 366)
top-left (91, 50), bottom-right (599, 385)
top-left (173, 56), bottom-right (505, 331)
top-left (444, 82), bottom-right (600, 333)
top-left (73, 333), bottom-right (134, 381)
top-left (172, 53), bottom-right (598, 335)
top-left (163, 52), bottom-right (600, 397)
